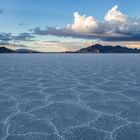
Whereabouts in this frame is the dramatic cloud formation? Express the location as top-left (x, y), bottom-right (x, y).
top-left (1, 5), bottom-right (140, 52)
top-left (33, 5), bottom-right (140, 42)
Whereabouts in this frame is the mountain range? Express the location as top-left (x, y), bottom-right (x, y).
top-left (0, 47), bottom-right (39, 53)
top-left (68, 44), bottom-right (140, 53)
top-left (1, 44), bottom-right (140, 53)
top-left (0, 47), bottom-right (15, 53)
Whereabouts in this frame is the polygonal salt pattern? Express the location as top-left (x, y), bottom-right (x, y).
top-left (5, 134), bottom-right (62, 140)
top-left (30, 103), bottom-right (99, 131)
top-left (90, 114), bottom-right (128, 132)
top-left (112, 123), bottom-right (140, 140)
top-left (62, 127), bottom-right (112, 140)
top-left (0, 54), bottom-right (140, 140)
top-left (0, 122), bottom-right (6, 139)
top-left (8, 113), bottom-right (55, 135)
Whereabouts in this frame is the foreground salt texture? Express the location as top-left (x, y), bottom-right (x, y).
top-left (0, 54), bottom-right (140, 140)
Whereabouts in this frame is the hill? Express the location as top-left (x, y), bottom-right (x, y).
top-left (69, 44), bottom-right (140, 53)
top-left (0, 47), bottom-right (40, 53)
top-left (0, 47), bottom-right (15, 53)
top-left (16, 49), bottom-right (39, 53)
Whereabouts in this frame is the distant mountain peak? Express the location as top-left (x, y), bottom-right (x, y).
top-left (0, 46), bottom-right (40, 53)
top-left (0, 46), bottom-right (15, 53)
top-left (73, 44), bottom-right (140, 53)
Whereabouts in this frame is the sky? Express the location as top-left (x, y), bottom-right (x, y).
top-left (0, 0), bottom-right (140, 52)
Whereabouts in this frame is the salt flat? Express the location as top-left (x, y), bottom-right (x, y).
top-left (0, 54), bottom-right (140, 140)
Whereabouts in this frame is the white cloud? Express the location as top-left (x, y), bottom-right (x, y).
top-left (104, 5), bottom-right (127, 24)
top-left (32, 5), bottom-right (140, 42)
top-left (68, 12), bottom-right (98, 33)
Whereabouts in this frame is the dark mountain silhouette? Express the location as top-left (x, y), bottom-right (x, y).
top-left (0, 47), bottom-right (15, 53)
top-left (0, 47), bottom-right (40, 53)
top-left (67, 44), bottom-right (140, 53)
top-left (1, 45), bottom-right (140, 53)
top-left (16, 49), bottom-right (39, 53)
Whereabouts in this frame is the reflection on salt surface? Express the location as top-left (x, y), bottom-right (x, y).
top-left (0, 54), bottom-right (140, 140)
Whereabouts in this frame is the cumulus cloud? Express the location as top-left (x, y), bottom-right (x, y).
top-left (68, 12), bottom-right (98, 33)
top-left (104, 5), bottom-right (127, 24)
top-left (33, 5), bottom-right (140, 42)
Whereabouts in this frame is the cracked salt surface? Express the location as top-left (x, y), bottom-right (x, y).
top-left (0, 54), bottom-right (140, 140)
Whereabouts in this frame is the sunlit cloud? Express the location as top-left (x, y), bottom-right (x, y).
top-left (68, 12), bottom-right (98, 33)
top-left (104, 5), bottom-right (127, 23)
top-left (1, 5), bottom-right (140, 52)
top-left (33, 5), bottom-right (140, 42)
